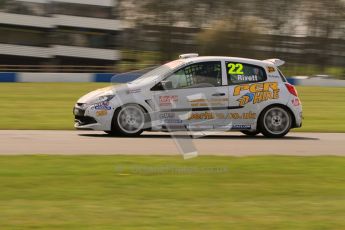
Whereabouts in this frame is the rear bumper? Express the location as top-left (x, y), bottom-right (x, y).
top-left (291, 109), bottom-right (303, 128)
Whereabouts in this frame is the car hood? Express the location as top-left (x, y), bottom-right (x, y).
top-left (77, 85), bottom-right (123, 104)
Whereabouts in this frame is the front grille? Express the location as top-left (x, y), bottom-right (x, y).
top-left (75, 116), bottom-right (97, 126)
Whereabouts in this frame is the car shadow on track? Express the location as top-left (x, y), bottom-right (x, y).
top-left (78, 133), bottom-right (319, 141)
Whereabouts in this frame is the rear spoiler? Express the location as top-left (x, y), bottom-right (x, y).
top-left (263, 59), bottom-right (285, 66)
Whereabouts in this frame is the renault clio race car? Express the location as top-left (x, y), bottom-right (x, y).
top-left (73, 54), bottom-right (302, 138)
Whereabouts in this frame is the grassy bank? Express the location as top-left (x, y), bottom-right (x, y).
top-left (0, 155), bottom-right (344, 229)
top-left (0, 83), bottom-right (344, 132)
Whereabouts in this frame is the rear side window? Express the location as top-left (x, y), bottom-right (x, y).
top-left (226, 62), bottom-right (266, 85)
top-left (278, 69), bottom-right (287, 82)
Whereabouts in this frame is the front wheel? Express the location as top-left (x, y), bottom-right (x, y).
top-left (112, 104), bottom-right (146, 137)
top-left (259, 106), bottom-right (292, 138)
top-left (241, 130), bottom-right (260, 136)
top-left (104, 130), bottom-right (119, 136)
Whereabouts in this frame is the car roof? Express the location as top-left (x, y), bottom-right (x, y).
top-left (180, 56), bottom-right (274, 67)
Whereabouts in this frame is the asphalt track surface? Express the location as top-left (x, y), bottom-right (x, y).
top-left (0, 130), bottom-right (344, 156)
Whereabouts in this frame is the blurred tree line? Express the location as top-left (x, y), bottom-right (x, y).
top-left (119, 0), bottom-right (345, 77)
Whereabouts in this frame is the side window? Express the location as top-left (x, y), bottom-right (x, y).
top-left (163, 61), bottom-right (222, 89)
top-left (226, 62), bottom-right (266, 85)
top-left (278, 69), bottom-right (287, 82)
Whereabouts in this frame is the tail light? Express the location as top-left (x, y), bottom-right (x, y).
top-left (285, 83), bottom-right (298, 97)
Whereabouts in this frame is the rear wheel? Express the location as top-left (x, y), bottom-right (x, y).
top-left (112, 104), bottom-right (146, 137)
top-left (259, 106), bottom-right (292, 138)
top-left (241, 130), bottom-right (260, 136)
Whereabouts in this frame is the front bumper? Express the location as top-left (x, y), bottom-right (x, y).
top-left (74, 115), bottom-right (97, 126)
top-left (73, 106), bottom-right (85, 117)
top-left (73, 106), bottom-right (98, 128)
top-left (73, 105), bottom-right (111, 131)
top-left (74, 121), bottom-right (103, 130)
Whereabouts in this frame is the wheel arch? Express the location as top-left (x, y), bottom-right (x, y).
top-left (111, 102), bottom-right (151, 131)
top-left (256, 103), bottom-right (296, 131)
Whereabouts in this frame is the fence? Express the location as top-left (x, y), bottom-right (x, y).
top-left (0, 65), bottom-right (116, 73)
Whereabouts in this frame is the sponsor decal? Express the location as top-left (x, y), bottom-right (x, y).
top-left (188, 112), bottom-right (216, 120)
top-left (292, 98), bottom-right (301, 106)
top-left (159, 95), bottom-right (178, 106)
top-left (163, 124), bottom-right (186, 129)
top-left (233, 82), bottom-right (280, 106)
top-left (189, 98), bottom-right (228, 107)
top-left (188, 124), bottom-right (214, 130)
top-left (159, 112), bottom-right (182, 123)
top-left (227, 63), bottom-right (261, 82)
top-left (235, 75), bottom-right (258, 82)
top-left (267, 66), bottom-right (275, 73)
top-left (164, 119), bottom-right (183, 124)
top-left (159, 112), bottom-right (175, 119)
top-left (93, 101), bottom-right (112, 110)
top-left (228, 63), bottom-right (244, 75)
top-left (188, 112), bottom-right (256, 120)
top-left (189, 98), bottom-right (228, 103)
top-left (228, 112), bottom-right (256, 120)
top-left (126, 88), bottom-right (141, 94)
top-left (231, 124), bottom-right (251, 130)
top-left (268, 74), bottom-right (280, 78)
top-left (96, 110), bottom-right (108, 116)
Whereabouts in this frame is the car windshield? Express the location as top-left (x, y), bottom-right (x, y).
top-left (129, 60), bottom-right (185, 84)
top-left (110, 66), bottom-right (157, 84)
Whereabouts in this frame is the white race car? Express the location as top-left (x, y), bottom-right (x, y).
top-left (73, 54), bottom-right (302, 138)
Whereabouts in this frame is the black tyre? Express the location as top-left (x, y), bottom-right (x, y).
top-left (241, 130), bottom-right (260, 136)
top-left (112, 104), bottom-right (145, 137)
top-left (104, 130), bottom-right (119, 136)
top-left (259, 106), bottom-right (292, 138)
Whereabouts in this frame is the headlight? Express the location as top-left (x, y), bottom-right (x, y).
top-left (98, 95), bottom-right (115, 102)
top-left (89, 95), bottom-right (115, 105)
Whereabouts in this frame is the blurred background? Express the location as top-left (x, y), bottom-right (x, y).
top-left (0, 0), bottom-right (344, 77)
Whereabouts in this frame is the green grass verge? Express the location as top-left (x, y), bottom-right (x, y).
top-left (0, 83), bottom-right (344, 132)
top-left (0, 83), bottom-right (107, 130)
top-left (296, 86), bottom-right (345, 132)
top-left (0, 155), bottom-right (344, 229)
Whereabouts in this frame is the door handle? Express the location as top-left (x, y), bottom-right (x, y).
top-left (212, 93), bottom-right (226, 96)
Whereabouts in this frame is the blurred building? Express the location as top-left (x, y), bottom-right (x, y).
top-left (0, 0), bottom-right (121, 72)
top-left (124, 24), bottom-right (199, 52)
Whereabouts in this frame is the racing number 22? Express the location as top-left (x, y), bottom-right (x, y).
top-left (228, 63), bottom-right (244, 75)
